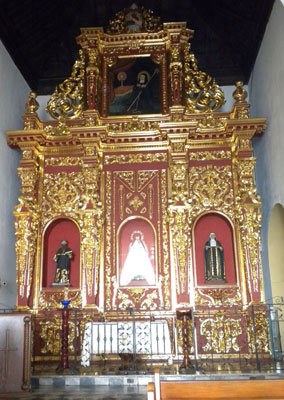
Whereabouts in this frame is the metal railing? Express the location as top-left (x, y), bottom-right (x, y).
top-left (28, 301), bottom-right (284, 375)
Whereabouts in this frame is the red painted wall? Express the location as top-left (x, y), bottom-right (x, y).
top-left (194, 213), bottom-right (236, 286)
top-left (42, 219), bottom-right (80, 288)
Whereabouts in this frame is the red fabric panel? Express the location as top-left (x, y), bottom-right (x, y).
top-left (194, 214), bottom-right (236, 285)
top-left (42, 219), bottom-right (80, 288)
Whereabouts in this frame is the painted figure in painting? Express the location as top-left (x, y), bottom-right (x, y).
top-left (120, 230), bottom-right (155, 286)
top-left (53, 239), bottom-right (73, 285)
top-left (204, 232), bottom-right (226, 282)
top-left (109, 57), bottom-right (160, 116)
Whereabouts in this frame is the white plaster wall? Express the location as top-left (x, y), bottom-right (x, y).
top-left (0, 41), bottom-right (30, 308)
top-left (249, 0), bottom-right (284, 301)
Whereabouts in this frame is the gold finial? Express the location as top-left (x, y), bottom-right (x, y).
top-left (232, 81), bottom-right (248, 102)
top-left (25, 92), bottom-right (39, 114)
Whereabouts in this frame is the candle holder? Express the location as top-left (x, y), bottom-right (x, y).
top-left (56, 300), bottom-right (71, 374)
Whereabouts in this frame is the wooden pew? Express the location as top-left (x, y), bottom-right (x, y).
top-left (147, 369), bottom-right (284, 400)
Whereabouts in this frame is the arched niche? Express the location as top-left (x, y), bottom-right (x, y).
top-left (118, 218), bottom-right (157, 287)
top-left (42, 218), bottom-right (80, 288)
top-left (268, 203), bottom-right (284, 300)
top-left (193, 213), bottom-right (236, 286)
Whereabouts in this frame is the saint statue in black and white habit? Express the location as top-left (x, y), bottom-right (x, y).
top-left (53, 239), bottom-right (73, 285)
top-left (204, 232), bottom-right (226, 282)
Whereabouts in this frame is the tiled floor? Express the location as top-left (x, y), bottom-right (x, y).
top-left (7, 386), bottom-right (147, 400)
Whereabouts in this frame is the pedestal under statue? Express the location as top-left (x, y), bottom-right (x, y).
top-left (204, 232), bottom-right (226, 283)
top-left (52, 239), bottom-right (73, 286)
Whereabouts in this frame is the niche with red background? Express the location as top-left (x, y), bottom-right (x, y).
top-left (42, 218), bottom-right (80, 288)
top-left (118, 218), bottom-right (157, 287)
top-left (194, 213), bottom-right (236, 286)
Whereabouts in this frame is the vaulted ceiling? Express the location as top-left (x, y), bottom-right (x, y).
top-left (0, 0), bottom-right (275, 95)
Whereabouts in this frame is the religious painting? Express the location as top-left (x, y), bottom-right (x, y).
top-left (108, 57), bottom-right (160, 116)
top-left (118, 218), bottom-right (157, 287)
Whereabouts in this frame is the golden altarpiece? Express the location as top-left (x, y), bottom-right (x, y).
top-left (7, 6), bottom-right (269, 370)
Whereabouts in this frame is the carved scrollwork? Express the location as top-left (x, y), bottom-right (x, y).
top-left (169, 209), bottom-right (191, 293)
top-left (141, 291), bottom-right (158, 310)
top-left (81, 164), bottom-right (101, 208)
top-left (190, 165), bottom-right (234, 216)
top-left (81, 211), bottom-right (103, 297)
top-left (44, 120), bottom-right (71, 137)
top-left (246, 309), bottom-right (270, 353)
top-left (184, 44), bottom-right (225, 113)
top-left (118, 290), bottom-right (134, 310)
top-left (16, 166), bottom-right (39, 212)
top-left (46, 50), bottom-right (86, 120)
top-left (107, 4), bottom-right (161, 34)
top-left (161, 170), bottom-right (171, 309)
top-left (43, 172), bottom-right (83, 215)
top-left (15, 215), bottom-right (38, 299)
top-left (105, 153), bottom-right (167, 165)
top-left (39, 289), bottom-right (82, 309)
top-left (200, 315), bottom-right (242, 353)
top-left (235, 158), bottom-right (263, 295)
top-left (170, 163), bottom-right (188, 203)
top-left (108, 118), bottom-right (160, 133)
top-left (189, 150), bottom-right (231, 161)
top-left (195, 288), bottom-right (242, 308)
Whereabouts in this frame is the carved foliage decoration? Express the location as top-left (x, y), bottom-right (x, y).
top-left (161, 170), bottom-right (171, 309)
top-left (47, 50), bottom-right (86, 120)
top-left (81, 164), bottom-right (101, 208)
top-left (235, 158), bottom-right (263, 296)
top-left (246, 309), bottom-right (270, 353)
top-left (189, 151), bottom-right (231, 161)
top-left (16, 166), bottom-right (39, 212)
top-left (107, 4), bottom-right (161, 34)
top-left (39, 315), bottom-right (80, 355)
top-left (195, 288), bottom-right (242, 308)
top-left (169, 209), bottom-right (191, 294)
top-left (39, 289), bottom-right (82, 309)
top-left (183, 44), bottom-right (225, 113)
top-left (105, 171), bottom-right (112, 310)
top-left (170, 163), bottom-right (188, 203)
top-left (86, 48), bottom-right (100, 110)
top-left (190, 165), bottom-right (234, 216)
top-left (104, 153), bottom-right (167, 165)
top-left (169, 46), bottom-right (182, 106)
top-left (81, 210), bottom-right (103, 297)
top-left (43, 172), bottom-right (83, 217)
top-left (14, 162), bottom-right (39, 303)
top-left (200, 315), bottom-right (242, 353)
top-left (15, 215), bottom-right (38, 300)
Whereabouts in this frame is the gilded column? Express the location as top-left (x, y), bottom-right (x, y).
top-left (86, 48), bottom-right (100, 110)
top-left (80, 143), bottom-right (104, 306)
top-left (14, 146), bottom-right (40, 308)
